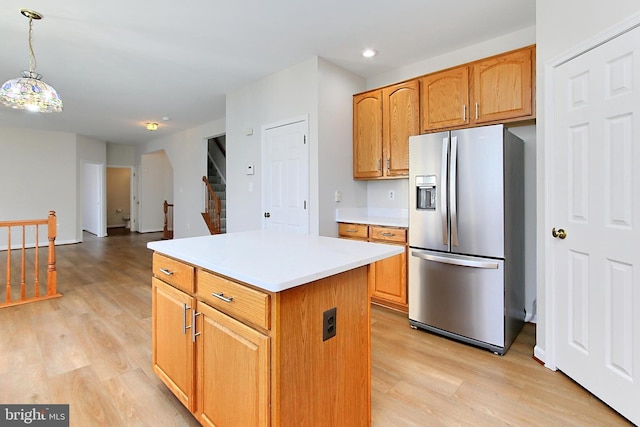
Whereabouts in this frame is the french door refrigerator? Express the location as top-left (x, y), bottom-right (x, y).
top-left (408, 124), bottom-right (524, 355)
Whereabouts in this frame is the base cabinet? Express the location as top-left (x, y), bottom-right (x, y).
top-left (152, 278), bottom-right (195, 411)
top-left (338, 223), bottom-right (408, 312)
top-left (196, 301), bottom-right (269, 427)
top-left (151, 252), bottom-right (371, 427)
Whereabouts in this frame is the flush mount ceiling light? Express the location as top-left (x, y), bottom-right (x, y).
top-left (145, 122), bottom-right (159, 131)
top-left (0, 9), bottom-right (63, 113)
top-left (362, 48), bottom-right (378, 58)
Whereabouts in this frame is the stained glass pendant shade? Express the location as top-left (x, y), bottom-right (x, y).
top-left (0, 9), bottom-right (63, 113)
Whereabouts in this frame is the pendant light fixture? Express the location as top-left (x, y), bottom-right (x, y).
top-left (0, 9), bottom-right (63, 113)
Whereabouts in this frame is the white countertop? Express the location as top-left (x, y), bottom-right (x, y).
top-left (336, 208), bottom-right (408, 228)
top-left (147, 230), bottom-right (403, 293)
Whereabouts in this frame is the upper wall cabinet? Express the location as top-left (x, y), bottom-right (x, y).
top-left (419, 45), bottom-right (535, 132)
top-left (420, 66), bottom-right (470, 132)
top-left (353, 80), bottom-right (419, 180)
top-left (470, 47), bottom-right (534, 124)
top-left (353, 90), bottom-right (383, 179)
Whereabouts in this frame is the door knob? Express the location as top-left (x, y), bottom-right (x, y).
top-left (552, 228), bottom-right (567, 239)
top-left (264, 212), bottom-right (271, 218)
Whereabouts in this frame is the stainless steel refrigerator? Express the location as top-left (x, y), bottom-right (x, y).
top-left (408, 124), bottom-right (524, 355)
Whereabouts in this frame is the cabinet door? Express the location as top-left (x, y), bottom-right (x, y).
top-left (471, 47), bottom-right (533, 124)
top-left (420, 66), bottom-right (470, 132)
top-left (353, 90), bottom-right (383, 179)
top-left (196, 301), bottom-right (270, 427)
top-left (370, 245), bottom-right (408, 311)
top-left (383, 80), bottom-right (419, 177)
top-left (152, 278), bottom-right (196, 411)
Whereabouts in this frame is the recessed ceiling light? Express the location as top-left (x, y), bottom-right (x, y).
top-left (145, 122), bottom-right (159, 131)
top-left (362, 49), bottom-right (378, 58)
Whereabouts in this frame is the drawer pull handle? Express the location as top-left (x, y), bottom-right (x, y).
top-left (182, 303), bottom-right (192, 335)
top-left (212, 292), bottom-right (234, 303)
top-left (380, 232), bottom-right (395, 237)
top-left (159, 268), bottom-right (174, 276)
top-left (345, 229), bottom-right (358, 233)
top-left (192, 311), bottom-right (201, 342)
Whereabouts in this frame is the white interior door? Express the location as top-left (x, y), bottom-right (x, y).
top-left (552, 25), bottom-right (640, 424)
top-left (262, 118), bottom-right (309, 234)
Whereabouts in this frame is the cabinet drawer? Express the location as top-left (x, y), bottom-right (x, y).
top-left (369, 226), bottom-right (407, 244)
top-left (153, 253), bottom-right (195, 293)
top-left (338, 223), bottom-right (368, 239)
top-left (197, 270), bottom-right (270, 330)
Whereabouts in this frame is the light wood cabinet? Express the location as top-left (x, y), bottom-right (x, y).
top-left (338, 223), bottom-right (408, 312)
top-left (152, 252), bottom-right (371, 426)
top-left (420, 66), bottom-right (470, 132)
top-left (353, 91), bottom-right (383, 179)
top-left (196, 301), bottom-right (269, 427)
top-left (353, 80), bottom-right (419, 179)
top-left (382, 80), bottom-right (419, 177)
top-left (152, 277), bottom-right (196, 411)
top-left (420, 46), bottom-right (535, 132)
top-left (470, 47), bottom-right (534, 124)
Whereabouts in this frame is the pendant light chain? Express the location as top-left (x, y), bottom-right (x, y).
top-left (28, 17), bottom-right (37, 78)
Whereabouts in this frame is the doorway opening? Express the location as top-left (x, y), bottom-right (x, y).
top-left (106, 167), bottom-right (132, 235)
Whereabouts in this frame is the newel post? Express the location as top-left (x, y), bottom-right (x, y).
top-left (47, 211), bottom-right (57, 296)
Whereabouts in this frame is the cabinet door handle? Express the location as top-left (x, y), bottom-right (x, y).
top-left (475, 102), bottom-right (479, 120)
top-left (192, 310), bottom-right (201, 342)
top-left (377, 159), bottom-right (381, 171)
top-left (211, 292), bottom-right (234, 303)
top-left (380, 232), bottom-right (395, 237)
top-left (463, 104), bottom-right (466, 121)
top-left (386, 157), bottom-right (390, 172)
top-left (182, 303), bottom-right (192, 335)
top-left (159, 268), bottom-right (173, 276)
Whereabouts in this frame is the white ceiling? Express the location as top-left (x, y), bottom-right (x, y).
top-left (0, 1), bottom-right (535, 145)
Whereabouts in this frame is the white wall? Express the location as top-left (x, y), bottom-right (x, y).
top-left (535, 0), bottom-right (640, 359)
top-left (317, 58), bottom-right (368, 236)
top-left (226, 57), bottom-right (367, 236)
top-left (226, 58), bottom-right (317, 233)
top-left (139, 118), bottom-right (224, 238)
top-left (77, 134), bottom-right (108, 239)
top-left (0, 126), bottom-right (78, 246)
top-left (107, 143), bottom-right (136, 167)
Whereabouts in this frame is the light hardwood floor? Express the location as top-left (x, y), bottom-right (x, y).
top-left (0, 232), bottom-right (631, 426)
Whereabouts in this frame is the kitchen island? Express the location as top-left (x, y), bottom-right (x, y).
top-left (147, 230), bottom-right (402, 427)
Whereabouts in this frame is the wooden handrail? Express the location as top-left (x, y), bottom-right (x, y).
top-left (201, 176), bottom-right (222, 235)
top-left (163, 200), bottom-right (174, 240)
top-left (1, 211), bottom-right (61, 308)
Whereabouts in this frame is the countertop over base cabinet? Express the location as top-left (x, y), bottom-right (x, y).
top-left (353, 80), bottom-right (419, 180)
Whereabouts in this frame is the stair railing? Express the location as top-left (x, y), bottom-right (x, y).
top-left (0, 211), bottom-right (61, 308)
top-left (163, 201), bottom-right (174, 239)
top-left (202, 176), bottom-right (222, 235)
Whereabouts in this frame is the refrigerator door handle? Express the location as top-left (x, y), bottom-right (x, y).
top-left (441, 137), bottom-right (449, 245)
top-left (411, 250), bottom-right (499, 269)
top-left (450, 136), bottom-right (459, 247)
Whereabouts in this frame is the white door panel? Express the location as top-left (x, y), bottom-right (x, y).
top-left (553, 25), bottom-right (640, 425)
top-left (262, 119), bottom-right (309, 234)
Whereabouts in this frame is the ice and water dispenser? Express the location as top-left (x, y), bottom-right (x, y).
top-left (416, 176), bottom-right (436, 210)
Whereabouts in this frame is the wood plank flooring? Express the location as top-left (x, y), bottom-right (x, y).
top-left (0, 232), bottom-right (632, 426)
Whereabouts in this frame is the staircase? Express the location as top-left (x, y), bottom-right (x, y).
top-left (207, 169), bottom-right (226, 233)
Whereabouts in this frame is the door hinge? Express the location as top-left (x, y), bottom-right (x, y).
top-left (304, 135), bottom-right (306, 144)
top-left (304, 200), bottom-right (307, 209)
